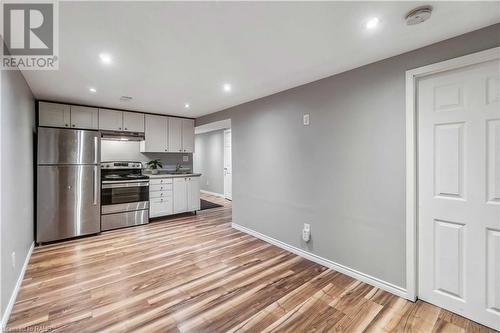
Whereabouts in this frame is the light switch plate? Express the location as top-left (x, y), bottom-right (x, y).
top-left (303, 114), bottom-right (310, 126)
top-left (183, 155), bottom-right (189, 162)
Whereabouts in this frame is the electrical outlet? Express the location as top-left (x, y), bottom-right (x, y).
top-left (302, 223), bottom-right (311, 242)
top-left (11, 251), bottom-right (16, 268)
top-left (303, 114), bottom-right (310, 126)
top-left (183, 155), bottom-right (189, 162)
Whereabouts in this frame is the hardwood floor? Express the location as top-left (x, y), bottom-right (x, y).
top-left (7, 194), bottom-right (497, 333)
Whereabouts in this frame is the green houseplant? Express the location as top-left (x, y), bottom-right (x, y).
top-left (146, 159), bottom-right (163, 174)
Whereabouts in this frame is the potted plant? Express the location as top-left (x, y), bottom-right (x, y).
top-left (146, 159), bottom-right (163, 174)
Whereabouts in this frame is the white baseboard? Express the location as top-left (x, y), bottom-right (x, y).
top-left (200, 190), bottom-right (225, 198)
top-left (232, 223), bottom-right (410, 300)
top-left (1, 242), bottom-right (34, 329)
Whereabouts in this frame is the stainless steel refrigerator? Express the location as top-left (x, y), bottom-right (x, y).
top-left (37, 127), bottom-right (101, 243)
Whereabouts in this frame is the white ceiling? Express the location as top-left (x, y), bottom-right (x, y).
top-left (21, 1), bottom-right (500, 118)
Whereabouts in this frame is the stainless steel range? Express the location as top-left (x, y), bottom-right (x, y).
top-left (101, 161), bottom-right (149, 231)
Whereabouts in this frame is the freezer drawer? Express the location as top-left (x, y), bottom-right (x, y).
top-left (37, 165), bottom-right (100, 243)
top-left (101, 209), bottom-right (149, 231)
top-left (38, 127), bottom-right (100, 165)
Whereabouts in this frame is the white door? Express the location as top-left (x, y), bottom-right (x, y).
top-left (182, 119), bottom-right (195, 153)
top-left (418, 58), bottom-right (500, 330)
top-left (168, 117), bottom-right (183, 152)
top-left (122, 111), bottom-right (144, 132)
top-left (99, 109), bottom-right (123, 131)
top-left (173, 178), bottom-right (188, 213)
top-left (141, 114), bottom-right (168, 153)
top-left (38, 102), bottom-right (71, 128)
top-left (187, 177), bottom-right (200, 211)
top-left (224, 129), bottom-right (232, 200)
top-left (70, 106), bottom-right (98, 129)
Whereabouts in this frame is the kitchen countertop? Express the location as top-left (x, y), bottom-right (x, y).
top-left (145, 173), bottom-right (202, 179)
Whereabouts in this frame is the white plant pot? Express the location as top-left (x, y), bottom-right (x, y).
top-left (151, 169), bottom-right (159, 175)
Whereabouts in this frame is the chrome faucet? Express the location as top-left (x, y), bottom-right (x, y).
top-left (175, 163), bottom-right (181, 172)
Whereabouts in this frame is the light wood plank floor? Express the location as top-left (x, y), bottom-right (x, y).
top-left (7, 194), bottom-right (497, 332)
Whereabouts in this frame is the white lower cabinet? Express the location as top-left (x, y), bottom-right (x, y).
top-left (149, 178), bottom-right (173, 218)
top-left (187, 177), bottom-right (200, 211)
top-left (150, 196), bottom-right (173, 217)
top-left (173, 178), bottom-right (188, 214)
top-left (150, 176), bottom-right (200, 218)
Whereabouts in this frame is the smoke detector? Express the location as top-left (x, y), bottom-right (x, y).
top-left (405, 6), bottom-right (433, 25)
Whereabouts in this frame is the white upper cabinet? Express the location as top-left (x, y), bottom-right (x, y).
top-left (182, 119), bottom-right (195, 153)
top-left (70, 106), bottom-right (98, 129)
top-left (98, 109), bottom-right (123, 131)
top-left (168, 117), bottom-right (183, 153)
top-left (39, 102), bottom-right (71, 128)
top-left (38, 103), bottom-right (194, 151)
top-left (141, 114), bottom-right (168, 153)
top-left (123, 112), bottom-right (144, 132)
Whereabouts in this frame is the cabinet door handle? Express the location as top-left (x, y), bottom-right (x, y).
top-left (124, 127), bottom-right (128, 130)
top-left (118, 127), bottom-right (122, 130)
top-left (65, 124), bottom-right (69, 127)
top-left (71, 124), bottom-right (76, 127)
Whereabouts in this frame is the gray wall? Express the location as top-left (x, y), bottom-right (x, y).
top-left (101, 141), bottom-right (193, 171)
top-left (196, 24), bottom-right (500, 288)
top-left (194, 130), bottom-right (225, 194)
top-left (1, 65), bottom-right (35, 317)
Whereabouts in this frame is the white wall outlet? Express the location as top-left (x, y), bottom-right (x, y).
top-left (302, 223), bottom-right (311, 242)
top-left (303, 113), bottom-right (310, 126)
top-left (183, 155), bottom-right (189, 162)
top-left (11, 251), bottom-right (16, 268)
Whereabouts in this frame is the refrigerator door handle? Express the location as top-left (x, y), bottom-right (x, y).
top-left (94, 136), bottom-right (99, 164)
top-left (93, 166), bottom-right (98, 205)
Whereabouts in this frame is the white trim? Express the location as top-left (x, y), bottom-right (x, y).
top-left (232, 223), bottom-right (409, 300)
top-left (200, 189), bottom-right (225, 198)
top-left (1, 242), bottom-right (34, 329)
top-left (223, 129), bottom-right (232, 201)
top-left (405, 47), bottom-right (500, 302)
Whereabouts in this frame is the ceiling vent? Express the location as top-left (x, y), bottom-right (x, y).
top-left (120, 95), bottom-right (133, 102)
top-left (405, 6), bottom-right (432, 25)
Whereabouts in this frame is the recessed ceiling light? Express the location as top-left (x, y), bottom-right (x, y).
top-left (223, 83), bottom-right (232, 92)
top-left (89, 87), bottom-right (97, 93)
top-left (365, 17), bottom-right (380, 30)
top-left (99, 53), bottom-right (112, 64)
top-left (184, 103), bottom-right (190, 109)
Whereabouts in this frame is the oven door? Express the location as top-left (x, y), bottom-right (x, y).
top-left (101, 181), bottom-right (149, 208)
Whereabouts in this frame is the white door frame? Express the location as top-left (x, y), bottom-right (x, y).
top-left (223, 129), bottom-right (232, 200)
top-left (405, 46), bottom-right (500, 301)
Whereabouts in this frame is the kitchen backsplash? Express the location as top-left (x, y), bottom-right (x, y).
top-left (101, 140), bottom-right (193, 171)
